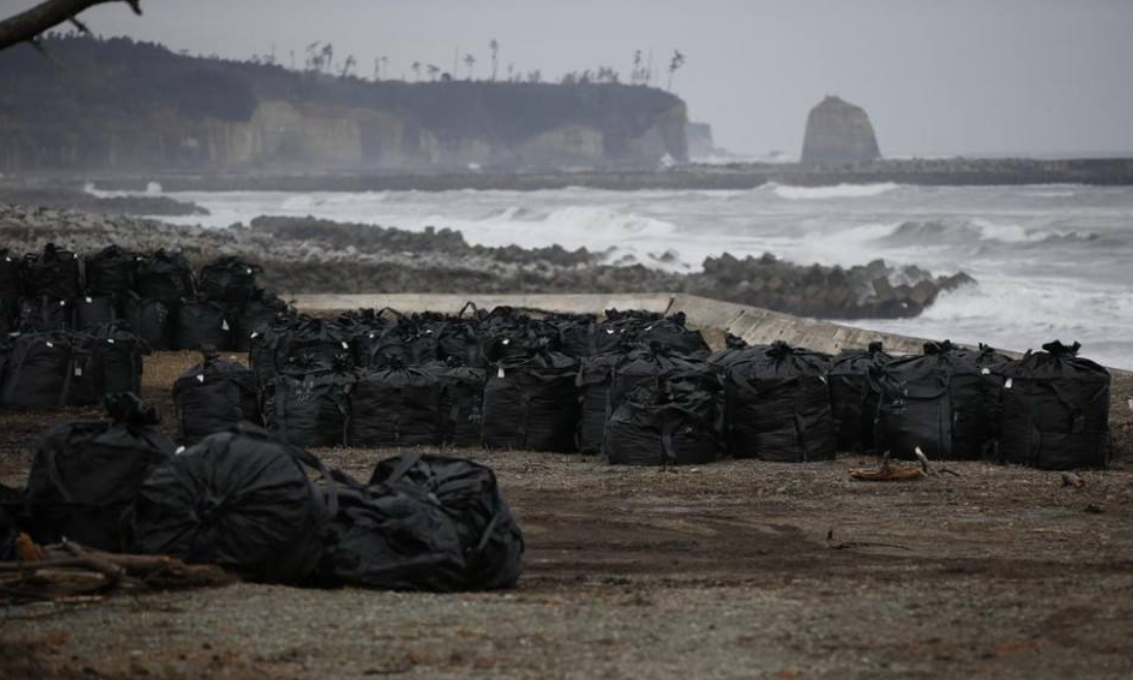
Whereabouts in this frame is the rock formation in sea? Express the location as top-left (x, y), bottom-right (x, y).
top-left (800, 95), bottom-right (882, 166)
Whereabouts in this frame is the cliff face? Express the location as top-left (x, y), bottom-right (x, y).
top-left (0, 37), bottom-right (688, 173)
top-left (800, 96), bottom-right (881, 166)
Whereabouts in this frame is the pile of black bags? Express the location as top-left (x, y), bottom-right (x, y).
top-left (0, 323), bottom-right (151, 408)
top-left (5, 403), bottom-right (526, 590)
top-left (248, 305), bottom-right (716, 458)
top-left (0, 244), bottom-right (294, 354)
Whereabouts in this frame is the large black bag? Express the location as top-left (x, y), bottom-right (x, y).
top-left (999, 341), bottom-right (1111, 470)
top-left (123, 294), bottom-right (175, 351)
top-left (724, 341), bottom-right (835, 462)
top-left (316, 470), bottom-right (466, 591)
top-left (828, 342), bottom-right (893, 453)
top-left (263, 367), bottom-right (352, 448)
top-left (347, 364), bottom-right (442, 447)
top-left (85, 245), bottom-right (139, 297)
top-left (129, 425), bottom-right (332, 583)
top-left (576, 352), bottom-right (626, 455)
top-left (89, 324), bottom-right (150, 398)
top-left (252, 317), bottom-right (354, 386)
top-left (0, 333), bottom-right (74, 407)
top-left (0, 298), bottom-right (16, 336)
top-left (481, 349), bottom-right (579, 452)
top-left (0, 248), bottom-right (21, 302)
top-left (874, 341), bottom-right (996, 461)
top-left (18, 297), bottom-right (72, 332)
top-left (174, 297), bottom-right (231, 351)
top-left (73, 295), bottom-right (118, 332)
top-left (135, 250), bottom-right (193, 302)
top-left (370, 453), bottom-right (524, 590)
top-left (173, 348), bottom-right (260, 443)
top-left (635, 313), bottom-right (710, 358)
top-left (25, 395), bottom-right (174, 551)
top-left (426, 359), bottom-right (485, 447)
top-left (229, 290), bottom-right (292, 352)
top-left (605, 374), bottom-right (725, 467)
top-left (22, 244), bottom-right (82, 300)
top-left (198, 256), bottom-right (263, 305)
top-left (610, 344), bottom-right (712, 410)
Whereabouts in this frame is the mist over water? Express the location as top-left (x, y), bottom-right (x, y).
top-left (150, 184), bottom-right (1133, 369)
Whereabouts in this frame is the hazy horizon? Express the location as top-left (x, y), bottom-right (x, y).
top-left (2, 0), bottom-right (1132, 157)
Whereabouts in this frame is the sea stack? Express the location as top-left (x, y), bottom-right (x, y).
top-left (800, 95), bottom-right (881, 165)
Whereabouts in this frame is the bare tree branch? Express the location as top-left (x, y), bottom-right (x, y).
top-left (0, 0), bottom-right (142, 53)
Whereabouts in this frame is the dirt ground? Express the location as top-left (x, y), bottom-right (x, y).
top-left (2, 352), bottom-right (1133, 680)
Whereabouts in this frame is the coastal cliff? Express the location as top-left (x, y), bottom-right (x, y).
top-left (0, 36), bottom-right (688, 173)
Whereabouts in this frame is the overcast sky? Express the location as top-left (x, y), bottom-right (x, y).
top-left (4, 0), bottom-right (1132, 156)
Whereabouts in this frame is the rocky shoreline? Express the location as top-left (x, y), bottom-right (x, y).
top-left (0, 205), bottom-right (973, 320)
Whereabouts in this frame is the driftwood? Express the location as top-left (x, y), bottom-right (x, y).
top-left (0, 535), bottom-right (234, 602)
top-left (849, 450), bottom-right (925, 483)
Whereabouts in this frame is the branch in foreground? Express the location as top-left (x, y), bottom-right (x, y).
top-left (0, 0), bottom-right (141, 53)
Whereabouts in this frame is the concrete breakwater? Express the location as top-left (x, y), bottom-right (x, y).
top-left (0, 205), bottom-right (972, 320)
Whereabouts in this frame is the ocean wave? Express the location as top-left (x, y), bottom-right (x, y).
top-left (769, 182), bottom-right (902, 200)
top-left (535, 205), bottom-right (679, 238)
top-left (877, 219), bottom-right (1101, 248)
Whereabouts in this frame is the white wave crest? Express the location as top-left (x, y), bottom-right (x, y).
top-left (770, 182), bottom-right (902, 200)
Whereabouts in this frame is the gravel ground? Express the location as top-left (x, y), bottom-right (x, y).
top-left (1, 354), bottom-right (1132, 680)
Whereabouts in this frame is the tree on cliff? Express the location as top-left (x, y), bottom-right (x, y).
top-left (667, 50), bottom-right (686, 91)
top-left (463, 53), bottom-right (476, 80)
top-left (0, 0), bottom-right (141, 52)
top-left (489, 39), bottom-right (499, 81)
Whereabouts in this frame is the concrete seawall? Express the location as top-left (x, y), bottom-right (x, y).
top-left (293, 292), bottom-right (935, 356)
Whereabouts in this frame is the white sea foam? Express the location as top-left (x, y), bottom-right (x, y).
top-left (769, 182), bottom-right (902, 200)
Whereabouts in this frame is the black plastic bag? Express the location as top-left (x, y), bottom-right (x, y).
top-left (576, 352), bottom-right (626, 455)
top-left (74, 295), bottom-right (118, 332)
top-left (18, 297), bottom-right (72, 332)
top-left (85, 245), bottom-right (140, 297)
top-left (605, 374), bottom-right (725, 467)
top-left (25, 394), bottom-right (174, 551)
top-left (0, 248), bottom-right (21, 302)
top-left (0, 333), bottom-right (74, 407)
top-left (229, 290), bottom-right (292, 352)
top-left (999, 341), bottom-right (1111, 470)
top-left (129, 425), bottom-right (332, 584)
top-left (426, 359), bottom-right (486, 447)
top-left (135, 249), bottom-right (194, 302)
top-left (828, 342), bottom-right (893, 453)
top-left (198, 256), bottom-right (263, 305)
top-left (873, 341), bottom-right (995, 461)
top-left (174, 297), bottom-right (230, 351)
top-left (123, 295), bottom-right (175, 351)
top-left (263, 367), bottom-right (352, 448)
top-left (252, 317), bottom-right (354, 386)
top-left (610, 344), bottom-right (712, 411)
top-left (370, 453), bottom-right (524, 590)
top-left (89, 324), bottom-right (151, 398)
top-left (173, 347), bottom-right (260, 443)
top-left (635, 313), bottom-right (710, 358)
top-left (723, 341), bottom-right (835, 462)
top-left (481, 349), bottom-right (579, 452)
top-left (346, 364), bottom-right (442, 447)
top-left (316, 469), bottom-right (466, 591)
top-left (22, 244), bottom-right (81, 300)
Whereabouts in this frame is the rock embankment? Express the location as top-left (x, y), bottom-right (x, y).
top-left (0, 206), bottom-right (973, 320)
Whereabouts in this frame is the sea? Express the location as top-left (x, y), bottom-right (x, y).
top-left (136, 183), bottom-right (1133, 369)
